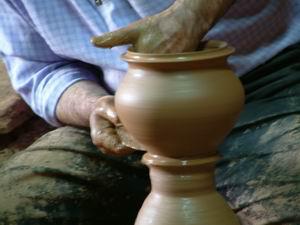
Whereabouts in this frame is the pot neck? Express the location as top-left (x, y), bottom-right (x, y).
top-left (143, 154), bottom-right (219, 195)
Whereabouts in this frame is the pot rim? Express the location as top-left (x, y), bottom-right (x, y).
top-left (142, 153), bottom-right (220, 167)
top-left (122, 40), bottom-right (235, 63)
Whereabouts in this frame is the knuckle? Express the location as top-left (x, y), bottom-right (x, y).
top-left (92, 137), bottom-right (103, 148)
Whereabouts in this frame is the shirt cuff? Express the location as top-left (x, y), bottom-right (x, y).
top-left (41, 67), bottom-right (100, 127)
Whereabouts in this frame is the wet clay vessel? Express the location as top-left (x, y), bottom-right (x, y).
top-left (115, 40), bottom-right (244, 225)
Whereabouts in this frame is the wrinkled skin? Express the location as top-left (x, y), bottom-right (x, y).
top-left (91, 8), bottom-right (205, 53)
top-left (90, 96), bottom-right (135, 156)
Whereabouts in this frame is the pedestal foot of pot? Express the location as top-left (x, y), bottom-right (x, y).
top-left (134, 153), bottom-right (240, 225)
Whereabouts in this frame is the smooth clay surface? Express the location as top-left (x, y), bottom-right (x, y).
top-left (134, 153), bottom-right (240, 225)
top-left (115, 40), bottom-right (245, 158)
top-left (115, 41), bottom-right (244, 225)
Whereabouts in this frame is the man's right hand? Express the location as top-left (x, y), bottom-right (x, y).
top-left (91, 0), bottom-right (234, 54)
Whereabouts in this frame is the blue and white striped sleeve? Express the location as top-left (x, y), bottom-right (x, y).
top-left (0, 0), bottom-right (100, 126)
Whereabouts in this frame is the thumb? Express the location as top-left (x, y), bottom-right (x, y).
top-left (91, 25), bottom-right (140, 48)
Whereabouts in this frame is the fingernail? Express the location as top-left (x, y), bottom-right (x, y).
top-left (90, 37), bottom-right (98, 46)
top-left (115, 123), bottom-right (123, 128)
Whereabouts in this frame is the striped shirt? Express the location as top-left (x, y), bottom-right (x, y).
top-left (0, 0), bottom-right (299, 125)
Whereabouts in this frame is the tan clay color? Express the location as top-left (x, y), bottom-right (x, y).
top-left (115, 40), bottom-right (245, 158)
top-left (115, 40), bottom-right (243, 225)
top-left (134, 153), bottom-right (240, 225)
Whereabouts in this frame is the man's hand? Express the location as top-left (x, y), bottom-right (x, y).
top-left (89, 96), bottom-right (135, 156)
top-left (91, 0), bottom-right (234, 53)
top-left (56, 81), bottom-right (135, 156)
top-left (91, 9), bottom-right (203, 53)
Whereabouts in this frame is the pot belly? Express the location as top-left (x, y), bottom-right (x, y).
top-left (115, 68), bottom-right (244, 157)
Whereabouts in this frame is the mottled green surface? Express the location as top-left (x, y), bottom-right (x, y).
top-left (215, 43), bottom-right (300, 225)
top-left (0, 44), bottom-right (300, 225)
top-left (216, 115), bottom-right (300, 225)
top-left (0, 127), bottom-right (149, 225)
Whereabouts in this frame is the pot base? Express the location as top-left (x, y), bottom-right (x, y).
top-left (134, 153), bottom-right (240, 225)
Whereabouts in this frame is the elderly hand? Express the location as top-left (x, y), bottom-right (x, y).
top-left (91, 3), bottom-right (207, 53)
top-left (89, 95), bottom-right (135, 156)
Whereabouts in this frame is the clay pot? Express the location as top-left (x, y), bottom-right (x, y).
top-left (115, 40), bottom-right (243, 225)
top-left (134, 154), bottom-right (240, 225)
top-left (115, 40), bottom-right (244, 158)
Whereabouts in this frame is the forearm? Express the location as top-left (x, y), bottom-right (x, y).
top-left (56, 80), bottom-right (108, 127)
top-left (171, 0), bottom-right (234, 31)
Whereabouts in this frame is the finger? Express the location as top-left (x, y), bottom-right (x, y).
top-left (94, 128), bottom-right (135, 156)
top-left (95, 96), bottom-right (120, 125)
top-left (91, 120), bottom-right (134, 156)
top-left (116, 126), bottom-right (145, 151)
top-left (91, 25), bottom-right (140, 48)
top-left (90, 113), bottom-right (134, 156)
